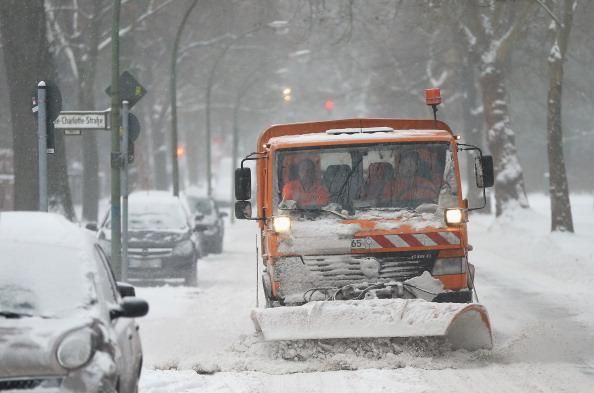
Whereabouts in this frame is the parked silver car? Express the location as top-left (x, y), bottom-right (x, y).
top-left (0, 212), bottom-right (148, 393)
top-left (183, 194), bottom-right (227, 254)
top-left (96, 191), bottom-right (205, 286)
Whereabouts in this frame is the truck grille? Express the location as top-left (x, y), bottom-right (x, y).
top-left (128, 247), bottom-right (172, 258)
top-left (301, 251), bottom-right (436, 286)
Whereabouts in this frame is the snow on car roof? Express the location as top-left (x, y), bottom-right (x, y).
top-left (129, 190), bottom-right (181, 201)
top-left (267, 129), bottom-right (452, 147)
top-left (0, 211), bottom-right (94, 249)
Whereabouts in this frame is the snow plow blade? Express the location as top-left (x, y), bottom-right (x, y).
top-left (251, 299), bottom-right (492, 351)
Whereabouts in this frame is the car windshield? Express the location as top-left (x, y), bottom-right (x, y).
top-left (104, 200), bottom-right (188, 231)
top-left (274, 142), bottom-right (458, 219)
top-left (187, 197), bottom-right (214, 216)
top-left (0, 243), bottom-right (95, 317)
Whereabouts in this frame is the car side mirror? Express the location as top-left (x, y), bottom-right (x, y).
top-left (235, 201), bottom-right (252, 220)
top-left (85, 222), bottom-right (98, 231)
top-left (219, 211), bottom-right (228, 218)
top-left (475, 155), bottom-right (494, 188)
top-left (116, 282), bottom-right (136, 298)
top-left (235, 167), bottom-right (251, 201)
top-left (110, 298), bottom-right (149, 319)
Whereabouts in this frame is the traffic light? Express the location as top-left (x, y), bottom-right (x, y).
top-left (324, 99), bottom-right (335, 112)
top-left (282, 87), bottom-right (292, 102)
top-left (127, 113), bottom-right (140, 163)
top-left (176, 145), bottom-right (186, 157)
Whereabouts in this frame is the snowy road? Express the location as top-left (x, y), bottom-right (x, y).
top-left (136, 195), bottom-right (594, 392)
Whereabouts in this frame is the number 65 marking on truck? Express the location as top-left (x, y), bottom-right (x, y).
top-left (351, 238), bottom-right (370, 249)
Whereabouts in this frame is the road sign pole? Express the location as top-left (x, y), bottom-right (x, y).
top-left (110, 0), bottom-right (122, 280)
top-left (121, 101), bottom-right (129, 282)
top-left (37, 81), bottom-right (48, 212)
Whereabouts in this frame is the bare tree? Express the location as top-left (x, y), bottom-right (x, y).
top-left (0, 0), bottom-right (74, 218)
top-left (458, 1), bottom-right (534, 216)
top-left (543, 0), bottom-right (578, 232)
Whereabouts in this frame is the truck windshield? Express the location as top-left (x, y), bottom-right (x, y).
top-left (274, 142), bottom-right (458, 218)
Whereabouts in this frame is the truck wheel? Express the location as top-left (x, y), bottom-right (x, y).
top-left (212, 237), bottom-right (223, 254)
top-left (262, 273), bottom-right (274, 308)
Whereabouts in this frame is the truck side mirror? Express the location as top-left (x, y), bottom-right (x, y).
top-left (475, 155), bottom-right (494, 188)
top-left (235, 168), bottom-right (251, 201)
top-left (235, 200), bottom-right (252, 220)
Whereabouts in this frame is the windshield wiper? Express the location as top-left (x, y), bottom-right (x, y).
top-left (319, 207), bottom-right (348, 219)
top-left (0, 311), bottom-right (34, 319)
top-left (280, 207), bottom-right (348, 219)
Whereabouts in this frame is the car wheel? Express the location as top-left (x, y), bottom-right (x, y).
top-left (184, 261), bottom-right (198, 286)
top-left (211, 237), bottom-right (223, 254)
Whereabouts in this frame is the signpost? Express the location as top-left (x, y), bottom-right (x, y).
top-left (32, 80), bottom-right (62, 211)
top-left (36, 82), bottom-right (48, 211)
top-left (105, 70), bottom-right (146, 280)
top-left (121, 101), bottom-right (130, 281)
top-left (31, 70), bottom-right (145, 281)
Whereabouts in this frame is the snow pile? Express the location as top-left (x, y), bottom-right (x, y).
top-left (268, 129), bottom-right (449, 146)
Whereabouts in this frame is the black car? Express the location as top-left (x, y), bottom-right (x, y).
top-left (98, 191), bottom-right (204, 286)
top-left (0, 212), bottom-right (148, 393)
top-left (184, 194), bottom-right (227, 254)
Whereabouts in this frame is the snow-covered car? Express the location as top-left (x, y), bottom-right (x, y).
top-left (0, 212), bottom-right (148, 393)
top-left (184, 194), bottom-right (227, 254)
top-left (97, 191), bottom-right (204, 286)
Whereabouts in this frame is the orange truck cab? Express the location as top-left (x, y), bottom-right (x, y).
top-left (235, 117), bottom-right (494, 308)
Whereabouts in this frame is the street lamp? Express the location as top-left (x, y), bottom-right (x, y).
top-left (170, 0), bottom-right (199, 197)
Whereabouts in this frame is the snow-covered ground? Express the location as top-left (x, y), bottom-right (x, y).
top-left (137, 194), bottom-right (594, 392)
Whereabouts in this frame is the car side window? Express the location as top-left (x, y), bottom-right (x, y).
top-left (93, 246), bottom-right (120, 303)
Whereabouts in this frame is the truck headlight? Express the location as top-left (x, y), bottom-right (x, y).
top-left (432, 257), bottom-right (466, 275)
top-left (173, 239), bottom-right (194, 256)
top-left (56, 328), bottom-right (95, 369)
top-left (444, 208), bottom-right (464, 226)
top-left (273, 216), bottom-right (291, 233)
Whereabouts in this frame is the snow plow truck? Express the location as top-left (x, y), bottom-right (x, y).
top-left (234, 89), bottom-right (494, 350)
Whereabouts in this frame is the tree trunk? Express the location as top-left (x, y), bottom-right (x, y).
top-left (79, 1), bottom-right (102, 223)
top-left (479, 62), bottom-right (529, 216)
top-left (0, 0), bottom-right (74, 219)
top-left (546, 0), bottom-right (576, 232)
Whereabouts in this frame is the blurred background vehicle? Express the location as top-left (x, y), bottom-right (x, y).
top-left (95, 191), bottom-right (204, 286)
top-left (183, 193), bottom-right (227, 254)
top-left (0, 212), bottom-right (148, 393)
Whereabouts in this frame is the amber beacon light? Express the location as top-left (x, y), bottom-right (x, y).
top-left (424, 88), bottom-right (442, 121)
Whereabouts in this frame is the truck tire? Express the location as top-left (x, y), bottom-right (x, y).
top-left (262, 273), bottom-right (273, 308)
top-left (211, 237), bottom-right (223, 254)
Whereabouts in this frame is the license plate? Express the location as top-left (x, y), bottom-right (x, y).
top-left (351, 238), bottom-right (370, 249)
top-left (129, 258), bottom-right (162, 268)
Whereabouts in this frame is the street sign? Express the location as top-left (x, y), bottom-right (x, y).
top-left (64, 129), bottom-right (82, 136)
top-left (128, 113), bottom-right (140, 141)
top-left (105, 71), bottom-right (147, 108)
top-left (32, 80), bottom-right (62, 122)
top-left (126, 113), bottom-right (141, 163)
top-left (32, 81), bottom-right (62, 154)
top-left (54, 111), bottom-right (109, 130)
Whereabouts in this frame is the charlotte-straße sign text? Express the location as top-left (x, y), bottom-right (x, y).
top-left (53, 111), bottom-right (108, 129)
